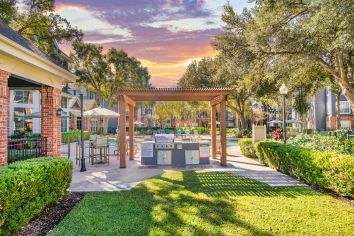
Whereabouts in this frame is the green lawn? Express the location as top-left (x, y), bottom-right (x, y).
top-left (49, 171), bottom-right (354, 236)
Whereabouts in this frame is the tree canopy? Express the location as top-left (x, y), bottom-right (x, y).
top-left (180, 0), bottom-right (353, 128)
top-left (71, 41), bottom-right (151, 108)
top-left (246, 0), bottom-right (353, 106)
top-left (1, 0), bottom-right (82, 67)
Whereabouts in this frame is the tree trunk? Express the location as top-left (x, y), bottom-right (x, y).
top-left (335, 53), bottom-right (354, 111)
top-left (336, 93), bottom-right (341, 130)
top-left (239, 112), bottom-right (247, 129)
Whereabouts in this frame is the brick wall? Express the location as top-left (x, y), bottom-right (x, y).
top-left (41, 86), bottom-right (61, 156)
top-left (0, 70), bottom-right (9, 165)
top-left (327, 115), bottom-right (354, 130)
top-left (84, 117), bottom-right (91, 132)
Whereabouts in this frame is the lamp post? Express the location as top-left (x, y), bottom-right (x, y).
top-left (79, 85), bottom-right (86, 172)
top-left (279, 83), bottom-right (289, 144)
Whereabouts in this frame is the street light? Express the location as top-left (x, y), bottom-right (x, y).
top-left (79, 85), bottom-right (86, 172)
top-left (279, 83), bottom-right (289, 144)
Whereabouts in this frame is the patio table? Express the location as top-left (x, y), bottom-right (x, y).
top-left (89, 137), bottom-right (110, 165)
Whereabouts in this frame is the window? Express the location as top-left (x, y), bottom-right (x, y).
top-left (61, 97), bottom-right (68, 109)
top-left (14, 107), bottom-right (32, 132)
top-left (77, 117), bottom-right (82, 130)
top-left (61, 117), bottom-right (68, 132)
top-left (340, 120), bottom-right (351, 129)
top-left (340, 101), bottom-right (350, 114)
top-left (91, 118), bottom-right (98, 133)
top-left (326, 89), bottom-right (331, 115)
top-left (14, 90), bottom-right (33, 104)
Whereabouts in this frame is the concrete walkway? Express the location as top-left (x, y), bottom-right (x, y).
top-left (61, 142), bottom-right (303, 192)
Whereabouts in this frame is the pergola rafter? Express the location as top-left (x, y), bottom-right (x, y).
top-left (116, 87), bottom-right (233, 168)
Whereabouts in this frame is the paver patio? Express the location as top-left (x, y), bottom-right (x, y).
top-left (61, 138), bottom-right (303, 192)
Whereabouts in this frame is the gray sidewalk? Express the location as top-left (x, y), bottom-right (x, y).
top-left (61, 143), bottom-right (303, 192)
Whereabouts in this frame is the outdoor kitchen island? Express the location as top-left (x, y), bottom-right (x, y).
top-left (141, 134), bottom-right (210, 166)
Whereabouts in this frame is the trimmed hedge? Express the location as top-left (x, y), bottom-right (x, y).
top-left (254, 141), bottom-right (354, 198)
top-left (62, 130), bottom-right (90, 144)
top-left (239, 138), bottom-right (257, 158)
top-left (0, 157), bottom-right (73, 235)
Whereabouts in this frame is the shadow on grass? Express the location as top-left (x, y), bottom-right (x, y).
top-left (158, 171), bottom-right (315, 198)
top-left (50, 171), bottom-right (318, 236)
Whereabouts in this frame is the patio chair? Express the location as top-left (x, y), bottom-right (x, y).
top-left (91, 136), bottom-right (110, 166)
top-left (75, 140), bottom-right (85, 166)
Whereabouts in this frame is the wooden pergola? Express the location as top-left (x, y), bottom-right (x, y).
top-left (116, 88), bottom-right (233, 168)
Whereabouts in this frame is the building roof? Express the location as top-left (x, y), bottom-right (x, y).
top-left (83, 99), bottom-right (98, 111)
top-left (116, 87), bottom-right (233, 102)
top-left (69, 96), bottom-right (80, 109)
top-left (61, 84), bottom-right (73, 98)
top-left (0, 20), bottom-right (69, 71)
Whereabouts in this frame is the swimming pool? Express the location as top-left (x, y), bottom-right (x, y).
top-left (227, 139), bottom-right (239, 146)
top-left (108, 138), bottom-right (239, 146)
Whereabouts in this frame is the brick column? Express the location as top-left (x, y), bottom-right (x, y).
top-left (84, 117), bottom-right (91, 131)
top-left (0, 70), bottom-right (9, 165)
top-left (41, 86), bottom-right (61, 156)
top-left (70, 115), bottom-right (77, 130)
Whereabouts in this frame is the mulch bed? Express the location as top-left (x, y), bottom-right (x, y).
top-left (310, 185), bottom-right (354, 207)
top-left (13, 192), bottom-right (86, 236)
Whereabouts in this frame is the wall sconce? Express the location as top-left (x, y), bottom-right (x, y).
top-left (56, 108), bottom-right (63, 117)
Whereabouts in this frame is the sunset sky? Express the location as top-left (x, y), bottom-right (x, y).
top-left (55, 0), bottom-right (253, 87)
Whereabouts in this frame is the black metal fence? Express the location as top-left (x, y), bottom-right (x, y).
top-left (8, 137), bottom-right (48, 163)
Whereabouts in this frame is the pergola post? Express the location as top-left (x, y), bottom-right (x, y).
top-left (220, 97), bottom-right (227, 166)
top-left (119, 95), bottom-right (126, 168)
top-left (210, 104), bottom-right (217, 159)
top-left (128, 105), bottom-right (135, 160)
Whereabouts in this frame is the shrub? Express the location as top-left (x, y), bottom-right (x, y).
top-left (239, 138), bottom-right (257, 158)
top-left (62, 130), bottom-right (90, 144)
top-left (254, 141), bottom-right (354, 198)
top-left (0, 157), bottom-right (73, 235)
top-left (181, 127), bottom-right (210, 135)
top-left (288, 133), bottom-right (354, 154)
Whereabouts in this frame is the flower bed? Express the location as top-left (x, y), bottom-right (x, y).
top-left (254, 141), bottom-right (354, 198)
top-left (0, 157), bottom-right (73, 235)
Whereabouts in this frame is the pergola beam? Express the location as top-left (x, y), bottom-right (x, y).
top-left (210, 95), bottom-right (225, 106)
top-left (128, 105), bottom-right (134, 161)
top-left (210, 104), bottom-right (217, 160)
top-left (124, 95), bottom-right (136, 107)
top-left (220, 99), bottom-right (227, 166)
top-left (119, 95), bottom-right (126, 168)
top-left (117, 88), bottom-right (232, 169)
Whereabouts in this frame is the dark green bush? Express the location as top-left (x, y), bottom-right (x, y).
top-left (0, 157), bottom-right (73, 235)
top-left (254, 141), bottom-right (354, 198)
top-left (62, 130), bottom-right (90, 143)
top-left (239, 138), bottom-right (257, 158)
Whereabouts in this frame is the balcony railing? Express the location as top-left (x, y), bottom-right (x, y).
top-left (7, 137), bottom-right (47, 163)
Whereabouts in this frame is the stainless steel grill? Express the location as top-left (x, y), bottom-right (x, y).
top-left (155, 134), bottom-right (174, 149)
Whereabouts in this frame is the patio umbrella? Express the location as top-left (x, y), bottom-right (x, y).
top-left (83, 107), bottom-right (120, 134)
top-left (267, 120), bottom-right (283, 127)
top-left (133, 121), bottom-right (144, 134)
top-left (286, 119), bottom-right (304, 124)
top-left (267, 120), bottom-right (283, 124)
top-left (83, 107), bottom-right (120, 118)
